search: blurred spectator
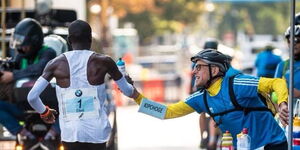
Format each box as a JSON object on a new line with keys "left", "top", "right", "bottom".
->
{"left": 0, "top": 18, "right": 57, "bottom": 139}
{"left": 274, "top": 25, "right": 300, "bottom": 99}
{"left": 255, "top": 45, "right": 282, "bottom": 77}
{"left": 204, "top": 38, "right": 218, "bottom": 49}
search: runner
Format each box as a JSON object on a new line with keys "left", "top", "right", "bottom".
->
{"left": 27, "top": 20, "right": 134, "bottom": 150}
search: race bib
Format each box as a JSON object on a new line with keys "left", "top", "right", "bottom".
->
{"left": 61, "top": 88, "right": 100, "bottom": 121}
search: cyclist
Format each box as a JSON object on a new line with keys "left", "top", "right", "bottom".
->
{"left": 131, "top": 49, "right": 288, "bottom": 150}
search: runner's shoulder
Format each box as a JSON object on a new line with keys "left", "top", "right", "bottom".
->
{"left": 46, "top": 54, "right": 67, "bottom": 69}
{"left": 91, "top": 53, "right": 115, "bottom": 64}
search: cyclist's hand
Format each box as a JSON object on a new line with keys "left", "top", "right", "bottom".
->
{"left": 278, "top": 102, "right": 289, "bottom": 126}
{"left": 40, "top": 106, "right": 57, "bottom": 124}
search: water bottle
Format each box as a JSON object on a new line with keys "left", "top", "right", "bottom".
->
{"left": 237, "top": 132, "right": 243, "bottom": 149}
{"left": 237, "top": 128, "right": 251, "bottom": 150}
{"left": 221, "top": 130, "right": 234, "bottom": 150}
{"left": 293, "top": 117, "right": 300, "bottom": 150}
{"left": 116, "top": 58, "right": 127, "bottom": 76}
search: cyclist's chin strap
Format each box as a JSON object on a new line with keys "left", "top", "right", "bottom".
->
{"left": 197, "top": 65, "right": 225, "bottom": 92}
{"left": 203, "top": 64, "right": 224, "bottom": 89}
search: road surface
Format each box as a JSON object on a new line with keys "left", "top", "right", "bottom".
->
{"left": 117, "top": 105, "right": 201, "bottom": 150}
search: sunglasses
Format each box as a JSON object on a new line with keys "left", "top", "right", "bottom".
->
{"left": 194, "top": 64, "right": 209, "bottom": 71}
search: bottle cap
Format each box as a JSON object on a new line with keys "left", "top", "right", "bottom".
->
{"left": 223, "top": 131, "right": 232, "bottom": 137}
{"left": 242, "top": 128, "right": 248, "bottom": 134}
{"left": 116, "top": 58, "right": 125, "bottom": 65}
{"left": 222, "top": 131, "right": 233, "bottom": 141}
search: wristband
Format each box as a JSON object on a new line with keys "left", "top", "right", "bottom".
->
{"left": 40, "top": 106, "right": 50, "bottom": 118}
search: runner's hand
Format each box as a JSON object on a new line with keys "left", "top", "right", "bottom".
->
{"left": 40, "top": 106, "right": 57, "bottom": 124}
{"left": 129, "top": 88, "right": 140, "bottom": 99}
{"left": 278, "top": 102, "right": 289, "bottom": 126}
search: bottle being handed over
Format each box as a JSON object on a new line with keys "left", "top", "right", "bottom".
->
{"left": 116, "top": 58, "right": 128, "bottom": 76}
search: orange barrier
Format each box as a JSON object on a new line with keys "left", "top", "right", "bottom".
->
{"left": 142, "top": 79, "right": 164, "bottom": 102}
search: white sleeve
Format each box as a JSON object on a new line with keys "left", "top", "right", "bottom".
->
{"left": 115, "top": 76, "right": 134, "bottom": 97}
{"left": 27, "top": 77, "right": 49, "bottom": 113}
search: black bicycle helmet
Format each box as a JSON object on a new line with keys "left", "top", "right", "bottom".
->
{"left": 203, "top": 38, "right": 218, "bottom": 49}
{"left": 10, "top": 18, "right": 44, "bottom": 56}
{"left": 191, "top": 49, "right": 230, "bottom": 73}
{"left": 284, "top": 25, "right": 300, "bottom": 40}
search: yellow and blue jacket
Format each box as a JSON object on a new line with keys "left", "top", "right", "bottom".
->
{"left": 134, "top": 74, "right": 287, "bottom": 149}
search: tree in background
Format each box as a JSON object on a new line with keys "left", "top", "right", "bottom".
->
{"left": 214, "top": 2, "right": 300, "bottom": 45}
{"left": 113, "top": 0, "right": 205, "bottom": 45}
{"left": 111, "top": 0, "right": 299, "bottom": 46}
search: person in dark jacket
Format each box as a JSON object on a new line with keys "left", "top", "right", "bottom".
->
{"left": 0, "top": 18, "right": 56, "bottom": 139}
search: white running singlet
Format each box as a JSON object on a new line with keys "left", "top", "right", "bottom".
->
{"left": 56, "top": 50, "right": 111, "bottom": 143}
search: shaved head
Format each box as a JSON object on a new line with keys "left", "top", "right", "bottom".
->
{"left": 68, "top": 20, "right": 92, "bottom": 44}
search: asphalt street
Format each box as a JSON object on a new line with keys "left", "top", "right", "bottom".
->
{"left": 117, "top": 105, "right": 201, "bottom": 150}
